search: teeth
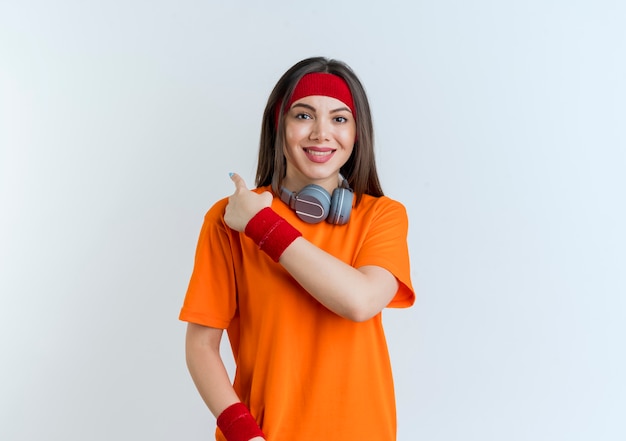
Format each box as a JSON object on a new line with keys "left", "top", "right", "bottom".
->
{"left": 306, "top": 149, "right": 333, "bottom": 156}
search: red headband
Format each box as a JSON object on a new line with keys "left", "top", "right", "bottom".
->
{"left": 276, "top": 73, "right": 356, "bottom": 126}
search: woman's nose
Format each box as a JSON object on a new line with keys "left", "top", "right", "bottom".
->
{"left": 309, "top": 118, "right": 331, "bottom": 141}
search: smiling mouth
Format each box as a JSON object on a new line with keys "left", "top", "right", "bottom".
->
{"left": 304, "top": 148, "right": 335, "bottom": 156}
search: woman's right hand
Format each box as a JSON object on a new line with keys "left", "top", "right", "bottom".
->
{"left": 224, "top": 173, "right": 273, "bottom": 232}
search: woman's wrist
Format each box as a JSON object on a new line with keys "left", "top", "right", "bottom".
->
{"left": 244, "top": 207, "right": 302, "bottom": 262}
{"left": 217, "top": 402, "right": 265, "bottom": 441}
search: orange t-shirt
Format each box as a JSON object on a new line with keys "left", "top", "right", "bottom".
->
{"left": 180, "top": 188, "right": 415, "bottom": 441}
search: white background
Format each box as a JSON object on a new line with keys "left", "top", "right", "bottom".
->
{"left": 1, "top": 1, "right": 625, "bottom": 440}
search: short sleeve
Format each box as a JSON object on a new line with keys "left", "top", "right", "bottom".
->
{"left": 179, "top": 199, "right": 239, "bottom": 328}
{"left": 354, "top": 198, "right": 415, "bottom": 308}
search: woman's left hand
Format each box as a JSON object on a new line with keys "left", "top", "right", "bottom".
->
{"left": 224, "top": 173, "right": 273, "bottom": 232}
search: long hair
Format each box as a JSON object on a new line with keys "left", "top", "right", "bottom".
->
{"left": 255, "top": 57, "right": 383, "bottom": 204}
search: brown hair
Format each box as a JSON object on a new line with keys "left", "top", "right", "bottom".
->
{"left": 255, "top": 57, "right": 383, "bottom": 204}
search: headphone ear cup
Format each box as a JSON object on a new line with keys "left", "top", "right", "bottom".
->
{"left": 328, "top": 188, "right": 353, "bottom": 225}
{"left": 294, "top": 185, "right": 331, "bottom": 223}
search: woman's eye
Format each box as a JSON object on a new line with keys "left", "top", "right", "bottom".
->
{"left": 295, "top": 113, "right": 312, "bottom": 120}
{"left": 334, "top": 116, "right": 348, "bottom": 123}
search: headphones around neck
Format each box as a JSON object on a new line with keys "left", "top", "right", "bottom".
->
{"left": 280, "top": 176, "right": 353, "bottom": 225}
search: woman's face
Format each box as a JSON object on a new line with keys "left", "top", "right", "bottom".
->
{"left": 282, "top": 95, "right": 356, "bottom": 193}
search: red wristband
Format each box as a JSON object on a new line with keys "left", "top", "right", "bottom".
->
{"left": 245, "top": 207, "right": 302, "bottom": 262}
{"left": 217, "top": 402, "right": 265, "bottom": 441}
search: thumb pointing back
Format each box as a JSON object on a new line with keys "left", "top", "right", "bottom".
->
{"left": 229, "top": 172, "right": 248, "bottom": 192}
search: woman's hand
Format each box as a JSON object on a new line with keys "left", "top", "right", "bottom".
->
{"left": 224, "top": 173, "right": 273, "bottom": 232}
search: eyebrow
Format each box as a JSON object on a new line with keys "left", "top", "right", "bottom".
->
{"left": 291, "top": 103, "right": 352, "bottom": 114}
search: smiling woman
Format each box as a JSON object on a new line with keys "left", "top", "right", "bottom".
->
{"left": 283, "top": 94, "right": 356, "bottom": 191}
{"left": 179, "top": 56, "right": 415, "bottom": 441}
{"left": 259, "top": 58, "right": 383, "bottom": 204}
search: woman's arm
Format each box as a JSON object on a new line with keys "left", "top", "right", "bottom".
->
{"left": 224, "top": 174, "right": 399, "bottom": 322}
{"left": 185, "top": 323, "right": 265, "bottom": 441}
{"left": 185, "top": 323, "right": 241, "bottom": 416}
{"left": 280, "top": 241, "right": 398, "bottom": 321}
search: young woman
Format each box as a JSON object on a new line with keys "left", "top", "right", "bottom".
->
{"left": 180, "top": 57, "right": 415, "bottom": 441}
